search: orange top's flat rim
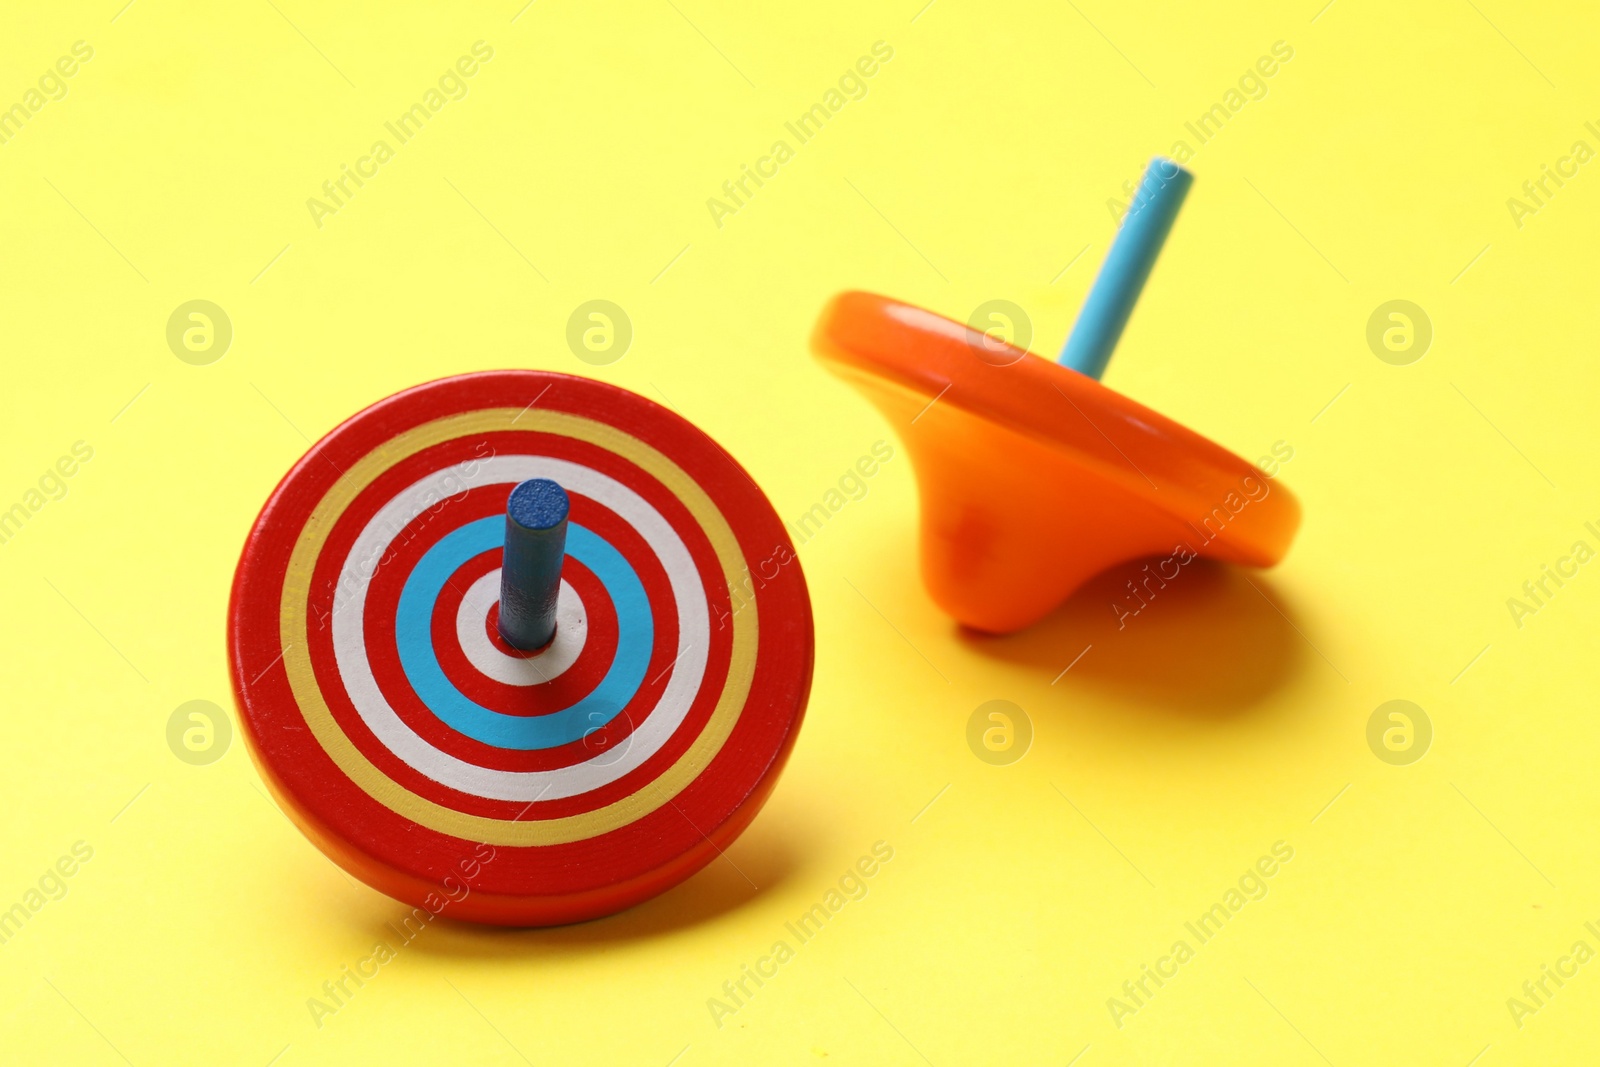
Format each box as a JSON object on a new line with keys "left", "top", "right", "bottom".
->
{"left": 811, "top": 291, "right": 1297, "bottom": 533}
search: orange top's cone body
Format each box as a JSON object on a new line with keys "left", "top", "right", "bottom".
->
{"left": 811, "top": 292, "right": 1301, "bottom": 634}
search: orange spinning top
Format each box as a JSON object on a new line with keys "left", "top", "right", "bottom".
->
{"left": 810, "top": 160, "right": 1299, "bottom": 634}
{"left": 810, "top": 293, "right": 1300, "bottom": 633}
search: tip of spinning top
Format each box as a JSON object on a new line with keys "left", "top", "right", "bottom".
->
{"left": 810, "top": 291, "right": 1301, "bottom": 634}
{"left": 507, "top": 477, "right": 571, "bottom": 531}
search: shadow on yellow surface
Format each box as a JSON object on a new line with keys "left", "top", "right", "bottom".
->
{"left": 336, "top": 813, "right": 812, "bottom": 955}
{"left": 961, "top": 558, "right": 1306, "bottom": 717}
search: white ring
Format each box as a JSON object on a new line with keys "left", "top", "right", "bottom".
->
{"left": 330, "top": 455, "right": 709, "bottom": 803}
{"left": 456, "top": 572, "right": 587, "bottom": 686}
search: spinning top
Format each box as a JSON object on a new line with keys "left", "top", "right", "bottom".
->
{"left": 228, "top": 371, "right": 812, "bottom": 925}
{"left": 811, "top": 159, "right": 1300, "bottom": 634}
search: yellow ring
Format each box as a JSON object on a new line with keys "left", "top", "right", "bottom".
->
{"left": 277, "top": 408, "right": 757, "bottom": 847}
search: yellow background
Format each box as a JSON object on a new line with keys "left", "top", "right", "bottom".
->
{"left": 1, "top": 0, "right": 1595, "bottom": 1063}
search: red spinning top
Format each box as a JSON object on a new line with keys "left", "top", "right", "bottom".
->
{"left": 228, "top": 371, "right": 811, "bottom": 925}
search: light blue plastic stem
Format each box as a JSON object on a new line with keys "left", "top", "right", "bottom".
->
{"left": 1058, "top": 158, "right": 1193, "bottom": 379}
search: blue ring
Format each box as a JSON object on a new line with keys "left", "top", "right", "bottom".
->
{"left": 393, "top": 516, "right": 653, "bottom": 750}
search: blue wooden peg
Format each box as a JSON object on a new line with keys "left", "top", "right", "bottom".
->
{"left": 498, "top": 478, "right": 570, "bottom": 651}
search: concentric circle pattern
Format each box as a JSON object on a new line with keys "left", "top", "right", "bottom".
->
{"left": 228, "top": 372, "right": 813, "bottom": 926}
